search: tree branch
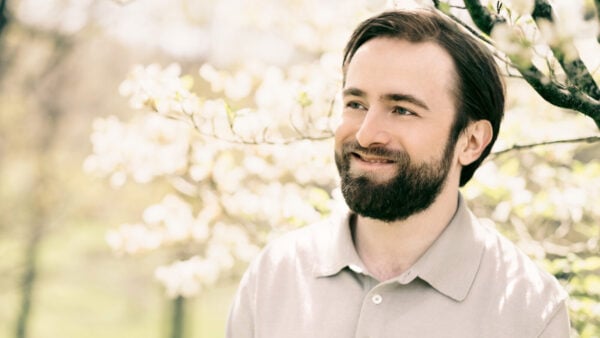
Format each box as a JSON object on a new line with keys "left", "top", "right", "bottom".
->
{"left": 518, "top": 65, "right": 600, "bottom": 128}
{"left": 490, "top": 136, "right": 600, "bottom": 157}
{"left": 182, "top": 112, "right": 334, "bottom": 146}
{"left": 531, "top": 0, "right": 600, "bottom": 100}
{"left": 593, "top": 0, "right": 600, "bottom": 43}
{"left": 438, "top": 0, "right": 600, "bottom": 130}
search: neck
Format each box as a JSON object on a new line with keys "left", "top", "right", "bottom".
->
{"left": 353, "top": 188, "right": 460, "bottom": 282}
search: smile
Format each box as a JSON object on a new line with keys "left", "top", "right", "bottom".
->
{"left": 352, "top": 152, "right": 395, "bottom": 164}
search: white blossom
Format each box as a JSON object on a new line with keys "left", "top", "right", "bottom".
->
{"left": 119, "top": 63, "right": 201, "bottom": 117}
{"left": 16, "top": 0, "right": 92, "bottom": 34}
{"left": 105, "top": 223, "right": 162, "bottom": 255}
{"left": 491, "top": 23, "right": 533, "bottom": 66}
{"left": 154, "top": 257, "right": 221, "bottom": 298}
{"left": 84, "top": 114, "right": 191, "bottom": 184}
{"left": 503, "top": 0, "right": 535, "bottom": 16}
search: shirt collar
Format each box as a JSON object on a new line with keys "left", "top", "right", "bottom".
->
{"left": 312, "top": 194, "right": 486, "bottom": 302}
{"left": 409, "top": 194, "right": 487, "bottom": 301}
{"left": 312, "top": 212, "right": 366, "bottom": 277}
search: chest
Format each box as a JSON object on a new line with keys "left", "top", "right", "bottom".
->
{"left": 252, "top": 270, "right": 525, "bottom": 338}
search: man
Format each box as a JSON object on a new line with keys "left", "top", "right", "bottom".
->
{"left": 227, "top": 9, "right": 570, "bottom": 338}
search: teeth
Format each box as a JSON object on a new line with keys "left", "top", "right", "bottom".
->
{"left": 352, "top": 153, "right": 392, "bottom": 164}
{"left": 362, "top": 157, "right": 391, "bottom": 163}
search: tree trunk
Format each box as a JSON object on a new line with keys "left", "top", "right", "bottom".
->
{"left": 14, "top": 222, "right": 43, "bottom": 338}
{"left": 170, "top": 296, "right": 186, "bottom": 338}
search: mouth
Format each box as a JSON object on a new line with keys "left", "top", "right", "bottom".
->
{"left": 351, "top": 152, "right": 395, "bottom": 165}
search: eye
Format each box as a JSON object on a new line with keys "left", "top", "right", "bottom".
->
{"left": 392, "top": 106, "right": 416, "bottom": 116}
{"left": 345, "top": 101, "right": 367, "bottom": 111}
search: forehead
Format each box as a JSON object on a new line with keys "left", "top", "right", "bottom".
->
{"left": 344, "top": 38, "right": 458, "bottom": 111}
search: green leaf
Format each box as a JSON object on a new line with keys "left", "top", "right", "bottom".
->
{"left": 438, "top": 2, "right": 451, "bottom": 14}
{"left": 297, "top": 91, "right": 313, "bottom": 108}
{"left": 225, "top": 102, "right": 236, "bottom": 126}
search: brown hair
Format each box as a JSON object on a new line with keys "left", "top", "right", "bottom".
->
{"left": 343, "top": 9, "right": 505, "bottom": 186}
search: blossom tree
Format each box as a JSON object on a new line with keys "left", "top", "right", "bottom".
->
{"left": 85, "top": 0, "right": 599, "bottom": 336}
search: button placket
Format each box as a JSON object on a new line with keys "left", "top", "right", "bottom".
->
{"left": 356, "top": 285, "right": 389, "bottom": 338}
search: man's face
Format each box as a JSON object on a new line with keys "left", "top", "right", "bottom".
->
{"left": 335, "top": 37, "right": 460, "bottom": 222}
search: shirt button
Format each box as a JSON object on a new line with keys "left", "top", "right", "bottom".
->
{"left": 372, "top": 294, "right": 383, "bottom": 305}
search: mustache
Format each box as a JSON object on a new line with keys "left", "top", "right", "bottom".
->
{"left": 341, "top": 141, "right": 408, "bottom": 161}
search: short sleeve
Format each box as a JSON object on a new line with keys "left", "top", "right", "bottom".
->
{"left": 537, "top": 300, "right": 571, "bottom": 338}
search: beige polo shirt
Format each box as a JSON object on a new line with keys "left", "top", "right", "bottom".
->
{"left": 227, "top": 195, "right": 570, "bottom": 338}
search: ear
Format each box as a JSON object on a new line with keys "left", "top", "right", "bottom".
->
{"left": 457, "top": 120, "right": 493, "bottom": 166}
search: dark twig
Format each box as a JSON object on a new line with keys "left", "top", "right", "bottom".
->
{"left": 595, "top": 0, "right": 600, "bottom": 43}
{"left": 0, "top": 0, "right": 7, "bottom": 35}
{"left": 490, "top": 136, "right": 600, "bottom": 157}
{"left": 462, "top": 0, "right": 505, "bottom": 34}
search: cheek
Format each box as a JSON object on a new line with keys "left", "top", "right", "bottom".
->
{"left": 333, "top": 132, "right": 344, "bottom": 156}
{"left": 334, "top": 118, "right": 356, "bottom": 147}
{"left": 395, "top": 129, "right": 444, "bottom": 162}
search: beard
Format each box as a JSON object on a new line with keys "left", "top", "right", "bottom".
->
{"left": 334, "top": 140, "right": 454, "bottom": 222}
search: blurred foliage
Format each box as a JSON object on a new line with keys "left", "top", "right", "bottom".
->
{"left": 0, "top": 0, "right": 598, "bottom": 337}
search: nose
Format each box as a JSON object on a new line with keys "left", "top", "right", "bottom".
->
{"left": 355, "top": 108, "right": 391, "bottom": 148}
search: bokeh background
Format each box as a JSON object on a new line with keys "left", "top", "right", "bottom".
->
{"left": 1, "top": 0, "right": 599, "bottom": 337}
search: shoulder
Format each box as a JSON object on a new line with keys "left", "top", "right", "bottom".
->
{"left": 244, "top": 217, "right": 335, "bottom": 278}
{"left": 227, "top": 220, "right": 334, "bottom": 338}
{"left": 476, "top": 221, "right": 569, "bottom": 333}
{"left": 481, "top": 222, "right": 565, "bottom": 295}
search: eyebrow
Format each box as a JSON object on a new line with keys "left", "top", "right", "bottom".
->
{"left": 342, "top": 87, "right": 430, "bottom": 111}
